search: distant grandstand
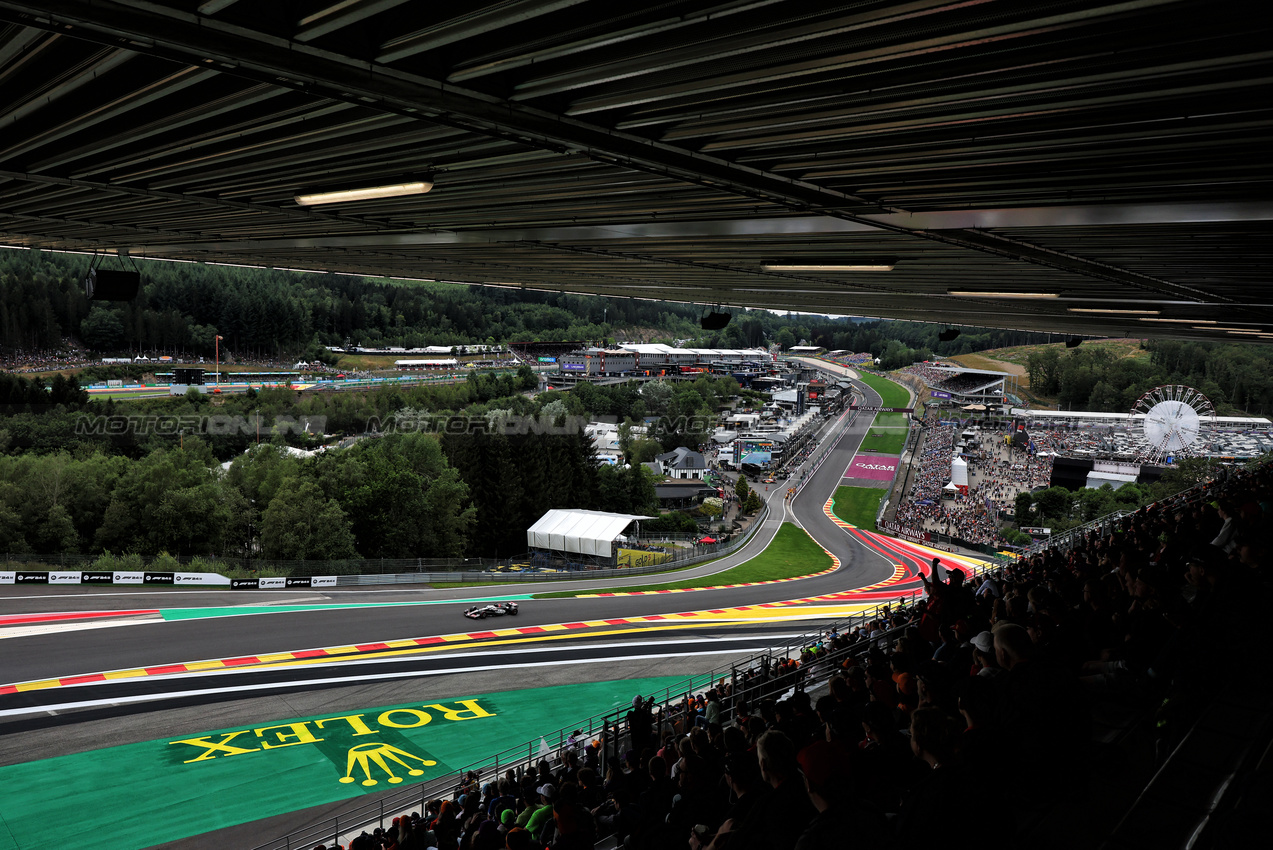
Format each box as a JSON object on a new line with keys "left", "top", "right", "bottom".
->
{"left": 903, "top": 362, "right": 1010, "bottom": 406}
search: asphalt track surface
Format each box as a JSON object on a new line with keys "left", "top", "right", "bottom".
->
{"left": 0, "top": 364, "right": 980, "bottom": 848}
{"left": 0, "top": 367, "right": 964, "bottom": 706}
{"left": 0, "top": 366, "right": 987, "bottom": 846}
{"left": 0, "top": 371, "right": 906, "bottom": 678}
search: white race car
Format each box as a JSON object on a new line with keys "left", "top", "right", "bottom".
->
{"left": 464, "top": 601, "right": 519, "bottom": 619}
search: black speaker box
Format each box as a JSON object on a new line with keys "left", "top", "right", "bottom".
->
{"left": 701, "top": 311, "right": 731, "bottom": 330}
{"left": 85, "top": 268, "right": 140, "bottom": 301}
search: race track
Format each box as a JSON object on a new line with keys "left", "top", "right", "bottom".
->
{"left": 0, "top": 366, "right": 989, "bottom": 850}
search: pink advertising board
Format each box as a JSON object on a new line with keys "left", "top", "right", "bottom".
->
{"left": 847, "top": 455, "right": 897, "bottom": 481}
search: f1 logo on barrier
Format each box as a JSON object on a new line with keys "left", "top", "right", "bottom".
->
{"left": 232, "top": 576, "right": 336, "bottom": 589}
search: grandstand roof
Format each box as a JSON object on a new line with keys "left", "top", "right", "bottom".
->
{"left": 929, "top": 365, "right": 1012, "bottom": 377}
{"left": 526, "top": 509, "right": 652, "bottom": 557}
{"left": 0, "top": 3, "right": 1268, "bottom": 344}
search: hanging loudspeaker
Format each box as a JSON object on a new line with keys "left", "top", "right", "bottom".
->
{"left": 85, "top": 268, "right": 140, "bottom": 301}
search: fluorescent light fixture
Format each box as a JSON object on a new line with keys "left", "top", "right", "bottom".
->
{"left": 208, "top": 262, "right": 266, "bottom": 269}
{"left": 762, "top": 263, "right": 893, "bottom": 272}
{"left": 1225, "top": 329, "right": 1273, "bottom": 336}
{"left": 295, "top": 178, "right": 432, "bottom": 206}
{"left": 948, "top": 291, "right": 1059, "bottom": 299}
{"left": 1067, "top": 308, "right": 1160, "bottom": 315}
{"left": 1138, "top": 317, "right": 1216, "bottom": 324}
{"left": 274, "top": 267, "right": 330, "bottom": 274}
{"left": 0, "top": 244, "right": 31, "bottom": 250}
{"left": 144, "top": 256, "right": 197, "bottom": 264}
{"left": 391, "top": 276, "right": 436, "bottom": 282}
{"left": 1211, "top": 326, "right": 1267, "bottom": 332}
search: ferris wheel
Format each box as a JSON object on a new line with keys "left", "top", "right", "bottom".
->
{"left": 1129, "top": 385, "right": 1215, "bottom": 464}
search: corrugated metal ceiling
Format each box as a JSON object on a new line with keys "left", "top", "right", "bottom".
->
{"left": 0, "top": 0, "right": 1269, "bottom": 342}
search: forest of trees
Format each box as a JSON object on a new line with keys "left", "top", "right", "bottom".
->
{"left": 3, "top": 245, "right": 1271, "bottom": 560}
{"left": 0, "top": 367, "right": 741, "bottom": 559}
{"left": 0, "top": 249, "right": 710, "bottom": 356}
{"left": 1025, "top": 341, "right": 1273, "bottom": 414}
{"left": 1, "top": 247, "right": 1057, "bottom": 360}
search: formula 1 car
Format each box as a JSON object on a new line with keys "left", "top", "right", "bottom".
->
{"left": 464, "top": 601, "right": 519, "bottom": 619}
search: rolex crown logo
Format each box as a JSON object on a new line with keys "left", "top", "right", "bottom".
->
{"left": 339, "top": 742, "right": 436, "bottom": 786}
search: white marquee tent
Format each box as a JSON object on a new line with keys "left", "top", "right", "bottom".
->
{"left": 526, "top": 509, "right": 654, "bottom": 557}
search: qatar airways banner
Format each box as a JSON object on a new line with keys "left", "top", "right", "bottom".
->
{"left": 847, "top": 454, "right": 898, "bottom": 481}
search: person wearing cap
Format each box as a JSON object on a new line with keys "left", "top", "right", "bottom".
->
{"left": 1211, "top": 500, "right": 1239, "bottom": 553}
{"left": 627, "top": 694, "right": 654, "bottom": 755}
{"left": 524, "top": 782, "right": 556, "bottom": 843}
{"left": 970, "top": 630, "right": 1004, "bottom": 679}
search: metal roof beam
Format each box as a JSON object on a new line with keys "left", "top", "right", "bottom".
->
{"left": 0, "top": 0, "right": 1244, "bottom": 309}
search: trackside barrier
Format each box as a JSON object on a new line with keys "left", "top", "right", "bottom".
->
{"left": 334, "top": 502, "right": 772, "bottom": 587}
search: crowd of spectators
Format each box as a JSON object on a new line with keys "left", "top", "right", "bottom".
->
{"left": 311, "top": 460, "right": 1267, "bottom": 850}
{"left": 896, "top": 362, "right": 1002, "bottom": 399}
{"left": 0, "top": 342, "right": 344, "bottom": 375}
{"left": 886, "top": 411, "right": 1179, "bottom": 547}
{"left": 0, "top": 345, "right": 96, "bottom": 373}
{"left": 927, "top": 372, "right": 1000, "bottom": 396}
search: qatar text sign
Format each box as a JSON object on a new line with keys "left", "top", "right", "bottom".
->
{"left": 847, "top": 455, "right": 897, "bottom": 481}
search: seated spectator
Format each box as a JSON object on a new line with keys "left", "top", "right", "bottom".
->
{"left": 504, "top": 826, "right": 531, "bottom": 850}
{"left": 795, "top": 732, "right": 888, "bottom": 850}
{"left": 550, "top": 781, "right": 595, "bottom": 850}
{"left": 897, "top": 706, "right": 987, "bottom": 850}
{"left": 993, "top": 622, "right": 1090, "bottom": 798}
{"left": 970, "top": 630, "right": 1004, "bottom": 678}
{"left": 754, "top": 730, "right": 817, "bottom": 850}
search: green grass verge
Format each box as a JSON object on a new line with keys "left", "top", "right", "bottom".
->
{"left": 856, "top": 371, "right": 911, "bottom": 408}
{"left": 532, "top": 522, "right": 831, "bottom": 598}
{"left": 862, "top": 429, "right": 907, "bottom": 454}
{"left": 832, "top": 486, "right": 884, "bottom": 531}
{"left": 873, "top": 412, "right": 908, "bottom": 428}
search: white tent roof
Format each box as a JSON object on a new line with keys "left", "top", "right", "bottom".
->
{"left": 526, "top": 509, "right": 654, "bottom": 557}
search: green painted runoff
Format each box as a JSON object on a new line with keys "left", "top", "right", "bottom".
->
{"left": 0, "top": 676, "right": 701, "bottom": 850}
